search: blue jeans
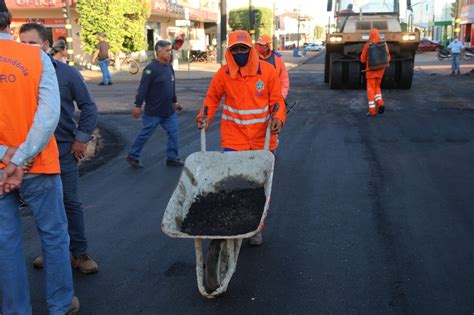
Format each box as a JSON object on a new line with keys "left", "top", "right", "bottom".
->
{"left": 60, "top": 152, "right": 87, "bottom": 256}
{"left": 98, "top": 59, "right": 112, "bottom": 84}
{"left": 129, "top": 113, "right": 179, "bottom": 160}
{"left": 451, "top": 53, "right": 461, "bottom": 72}
{"left": 0, "top": 175, "right": 74, "bottom": 315}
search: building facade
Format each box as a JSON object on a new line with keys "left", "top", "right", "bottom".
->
{"left": 6, "top": 0, "right": 218, "bottom": 65}
{"left": 460, "top": 0, "right": 474, "bottom": 44}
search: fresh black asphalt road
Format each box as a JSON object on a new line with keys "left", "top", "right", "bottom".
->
{"left": 20, "top": 53, "right": 474, "bottom": 314}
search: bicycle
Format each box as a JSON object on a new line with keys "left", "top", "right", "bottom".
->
{"left": 109, "top": 53, "right": 140, "bottom": 75}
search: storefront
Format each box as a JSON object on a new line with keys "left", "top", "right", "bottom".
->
{"left": 7, "top": 0, "right": 66, "bottom": 41}
{"left": 7, "top": 0, "right": 217, "bottom": 65}
{"left": 150, "top": 0, "right": 217, "bottom": 56}
{"left": 460, "top": 0, "right": 474, "bottom": 45}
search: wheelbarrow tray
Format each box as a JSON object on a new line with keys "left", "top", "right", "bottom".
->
{"left": 161, "top": 150, "right": 274, "bottom": 239}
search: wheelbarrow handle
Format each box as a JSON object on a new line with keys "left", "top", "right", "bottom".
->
{"left": 201, "top": 106, "right": 208, "bottom": 152}
{"left": 264, "top": 103, "right": 280, "bottom": 150}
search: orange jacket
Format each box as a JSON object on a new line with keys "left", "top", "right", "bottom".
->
{"left": 256, "top": 35, "right": 290, "bottom": 99}
{"left": 260, "top": 51, "right": 290, "bottom": 99}
{"left": 360, "top": 28, "right": 391, "bottom": 79}
{"left": 0, "top": 40, "right": 60, "bottom": 174}
{"left": 197, "top": 31, "right": 286, "bottom": 151}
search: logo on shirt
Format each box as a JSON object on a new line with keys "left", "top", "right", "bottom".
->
{"left": 0, "top": 74, "right": 17, "bottom": 83}
{"left": 144, "top": 69, "right": 152, "bottom": 75}
{"left": 255, "top": 79, "right": 264, "bottom": 96}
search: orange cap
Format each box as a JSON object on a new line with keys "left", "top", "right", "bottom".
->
{"left": 256, "top": 34, "right": 272, "bottom": 45}
{"left": 228, "top": 30, "right": 253, "bottom": 48}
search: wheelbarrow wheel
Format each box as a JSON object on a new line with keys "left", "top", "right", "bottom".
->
{"left": 205, "top": 239, "right": 229, "bottom": 292}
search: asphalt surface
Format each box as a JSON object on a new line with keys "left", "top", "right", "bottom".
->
{"left": 19, "top": 53, "right": 474, "bottom": 314}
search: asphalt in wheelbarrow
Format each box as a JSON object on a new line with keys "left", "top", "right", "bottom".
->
{"left": 181, "top": 187, "right": 266, "bottom": 236}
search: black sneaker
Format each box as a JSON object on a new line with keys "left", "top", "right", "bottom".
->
{"left": 108, "top": 82, "right": 113, "bottom": 85}
{"left": 126, "top": 156, "right": 144, "bottom": 168}
{"left": 166, "top": 158, "right": 184, "bottom": 167}
{"left": 378, "top": 106, "right": 385, "bottom": 114}
{"left": 98, "top": 82, "right": 107, "bottom": 86}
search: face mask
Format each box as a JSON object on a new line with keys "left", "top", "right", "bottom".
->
{"left": 256, "top": 45, "right": 268, "bottom": 55}
{"left": 233, "top": 52, "right": 249, "bottom": 67}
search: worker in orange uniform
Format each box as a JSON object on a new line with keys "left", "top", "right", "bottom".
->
{"left": 196, "top": 30, "right": 286, "bottom": 246}
{"left": 360, "top": 28, "right": 391, "bottom": 117}
{"left": 255, "top": 34, "right": 290, "bottom": 100}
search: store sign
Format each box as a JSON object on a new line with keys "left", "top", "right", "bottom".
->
{"left": 12, "top": 18, "right": 65, "bottom": 25}
{"left": 6, "top": 0, "right": 62, "bottom": 9}
{"left": 152, "top": 0, "right": 185, "bottom": 16}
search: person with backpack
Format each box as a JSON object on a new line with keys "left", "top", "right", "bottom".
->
{"left": 360, "top": 28, "right": 391, "bottom": 117}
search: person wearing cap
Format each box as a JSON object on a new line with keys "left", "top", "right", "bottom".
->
{"left": 50, "top": 38, "right": 67, "bottom": 63}
{"left": 196, "top": 30, "right": 286, "bottom": 246}
{"left": 93, "top": 32, "right": 113, "bottom": 86}
{"left": 255, "top": 34, "right": 290, "bottom": 101}
{"left": 0, "top": 2, "right": 79, "bottom": 314}
{"left": 19, "top": 22, "right": 99, "bottom": 275}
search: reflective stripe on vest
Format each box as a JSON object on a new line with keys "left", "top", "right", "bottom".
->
{"left": 223, "top": 104, "right": 269, "bottom": 115}
{"left": 222, "top": 114, "right": 270, "bottom": 125}
{"left": 222, "top": 104, "right": 270, "bottom": 125}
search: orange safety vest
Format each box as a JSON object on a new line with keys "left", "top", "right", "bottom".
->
{"left": 0, "top": 40, "right": 60, "bottom": 174}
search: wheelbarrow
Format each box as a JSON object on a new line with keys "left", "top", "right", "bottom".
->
{"left": 161, "top": 106, "right": 278, "bottom": 298}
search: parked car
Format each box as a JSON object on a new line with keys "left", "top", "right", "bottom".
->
{"left": 284, "top": 42, "right": 296, "bottom": 50}
{"left": 306, "top": 43, "right": 323, "bottom": 51}
{"left": 418, "top": 39, "right": 443, "bottom": 52}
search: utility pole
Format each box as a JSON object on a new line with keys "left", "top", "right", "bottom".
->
{"left": 62, "top": 0, "right": 74, "bottom": 66}
{"left": 217, "top": 0, "right": 227, "bottom": 64}
{"left": 249, "top": 0, "right": 255, "bottom": 41}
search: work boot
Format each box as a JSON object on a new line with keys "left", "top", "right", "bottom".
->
{"left": 72, "top": 254, "right": 99, "bottom": 274}
{"left": 126, "top": 156, "right": 144, "bottom": 168}
{"left": 33, "top": 255, "right": 44, "bottom": 269}
{"left": 66, "top": 296, "right": 80, "bottom": 315}
{"left": 166, "top": 158, "right": 184, "bottom": 167}
{"left": 378, "top": 105, "right": 385, "bottom": 114}
{"left": 248, "top": 231, "right": 263, "bottom": 246}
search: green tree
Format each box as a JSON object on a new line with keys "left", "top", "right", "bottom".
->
{"left": 76, "top": 0, "right": 125, "bottom": 54}
{"left": 122, "top": 0, "right": 151, "bottom": 53}
{"left": 76, "top": 0, "right": 150, "bottom": 54}
{"left": 229, "top": 7, "right": 273, "bottom": 39}
{"left": 314, "top": 25, "right": 325, "bottom": 40}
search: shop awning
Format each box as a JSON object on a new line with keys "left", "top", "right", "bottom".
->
{"left": 434, "top": 21, "right": 452, "bottom": 26}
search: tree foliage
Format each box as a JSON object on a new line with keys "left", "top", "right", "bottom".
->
{"left": 228, "top": 7, "right": 273, "bottom": 39}
{"left": 76, "top": 0, "right": 150, "bottom": 54}
{"left": 122, "top": 0, "right": 151, "bottom": 53}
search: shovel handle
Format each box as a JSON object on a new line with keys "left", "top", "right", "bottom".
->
{"left": 264, "top": 104, "right": 280, "bottom": 150}
{"left": 201, "top": 106, "right": 208, "bottom": 152}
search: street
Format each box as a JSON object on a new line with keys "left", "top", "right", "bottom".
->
{"left": 22, "top": 52, "right": 474, "bottom": 314}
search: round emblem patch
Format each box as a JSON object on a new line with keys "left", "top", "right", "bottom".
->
{"left": 256, "top": 79, "right": 264, "bottom": 91}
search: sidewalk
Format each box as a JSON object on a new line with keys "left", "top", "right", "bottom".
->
{"left": 80, "top": 50, "right": 321, "bottom": 82}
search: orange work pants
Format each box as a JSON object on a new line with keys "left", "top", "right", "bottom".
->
{"left": 366, "top": 77, "right": 384, "bottom": 115}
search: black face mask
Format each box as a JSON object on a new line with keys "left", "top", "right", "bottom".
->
{"left": 233, "top": 52, "right": 250, "bottom": 67}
